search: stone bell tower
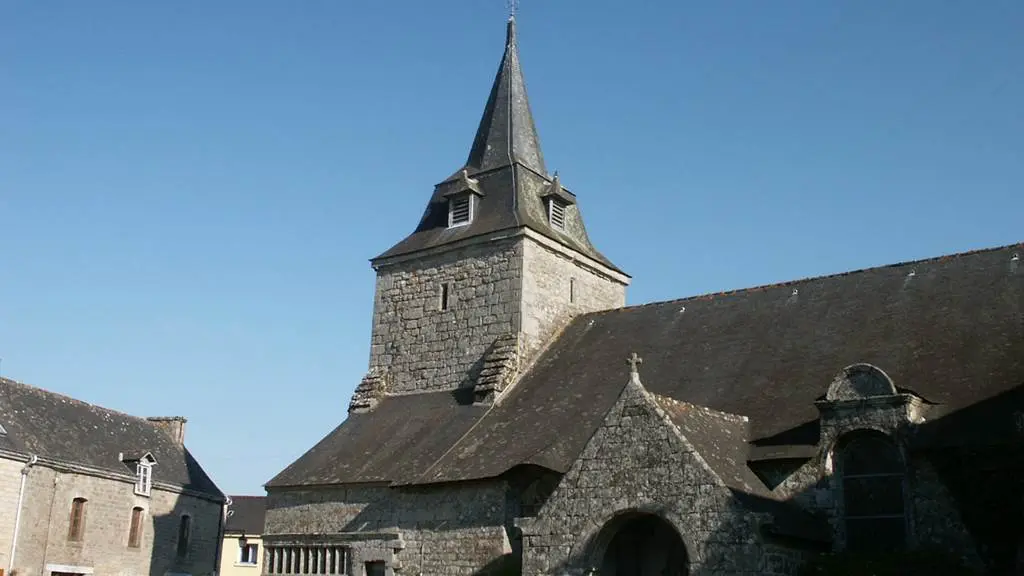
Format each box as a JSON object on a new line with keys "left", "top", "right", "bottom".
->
{"left": 350, "top": 17, "right": 629, "bottom": 411}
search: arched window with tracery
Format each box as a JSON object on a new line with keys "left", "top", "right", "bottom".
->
{"left": 838, "top": 433, "right": 907, "bottom": 552}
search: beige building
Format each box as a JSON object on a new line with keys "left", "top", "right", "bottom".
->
{"left": 0, "top": 376, "right": 225, "bottom": 576}
{"left": 219, "top": 496, "right": 265, "bottom": 576}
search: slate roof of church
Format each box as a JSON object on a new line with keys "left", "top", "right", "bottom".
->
{"left": 0, "top": 376, "right": 223, "bottom": 499}
{"left": 371, "top": 18, "right": 622, "bottom": 274}
{"left": 269, "top": 242, "right": 1024, "bottom": 490}
{"left": 225, "top": 495, "right": 267, "bottom": 534}
{"left": 267, "top": 16, "right": 1022, "bottom": 538}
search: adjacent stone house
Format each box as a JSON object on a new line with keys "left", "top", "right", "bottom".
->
{"left": 0, "top": 376, "right": 225, "bottom": 576}
{"left": 263, "top": 16, "right": 1024, "bottom": 576}
{"left": 221, "top": 496, "right": 266, "bottom": 576}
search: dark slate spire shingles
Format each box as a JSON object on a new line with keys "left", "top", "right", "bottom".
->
{"left": 464, "top": 17, "right": 546, "bottom": 176}
{"left": 0, "top": 377, "right": 222, "bottom": 499}
{"left": 372, "top": 18, "right": 623, "bottom": 273}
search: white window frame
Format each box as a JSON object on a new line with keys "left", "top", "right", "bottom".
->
{"left": 135, "top": 460, "right": 153, "bottom": 497}
{"left": 238, "top": 542, "right": 260, "bottom": 565}
{"left": 547, "top": 198, "right": 567, "bottom": 230}
{"left": 448, "top": 194, "right": 473, "bottom": 228}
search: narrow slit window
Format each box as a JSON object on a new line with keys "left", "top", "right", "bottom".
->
{"left": 548, "top": 198, "right": 567, "bottom": 230}
{"left": 68, "top": 497, "right": 87, "bottom": 541}
{"left": 128, "top": 507, "right": 144, "bottom": 548}
{"left": 448, "top": 195, "right": 472, "bottom": 227}
{"left": 439, "top": 283, "right": 450, "bottom": 311}
{"left": 177, "top": 514, "right": 191, "bottom": 557}
{"left": 569, "top": 278, "right": 576, "bottom": 303}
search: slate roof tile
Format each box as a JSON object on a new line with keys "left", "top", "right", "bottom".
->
{"left": 0, "top": 377, "right": 222, "bottom": 499}
{"left": 271, "top": 242, "right": 1024, "bottom": 497}
{"left": 226, "top": 495, "right": 266, "bottom": 534}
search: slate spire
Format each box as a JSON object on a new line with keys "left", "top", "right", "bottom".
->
{"left": 373, "top": 15, "right": 625, "bottom": 276}
{"left": 464, "top": 16, "right": 547, "bottom": 176}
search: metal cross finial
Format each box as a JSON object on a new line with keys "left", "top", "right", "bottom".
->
{"left": 507, "top": 0, "right": 519, "bottom": 19}
{"left": 627, "top": 352, "right": 643, "bottom": 375}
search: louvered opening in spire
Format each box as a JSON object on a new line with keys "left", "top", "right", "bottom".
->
{"left": 465, "top": 17, "right": 547, "bottom": 176}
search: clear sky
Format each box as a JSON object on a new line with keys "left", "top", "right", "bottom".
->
{"left": 1, "top": 1, "right": 1021, "bottom": 496}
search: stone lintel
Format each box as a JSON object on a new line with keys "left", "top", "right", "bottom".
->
{"left": 814, "top": 392, "right": 924, "bottom": 415}
{"left": 264, "top": 531, "right": 405, "bottom": 548}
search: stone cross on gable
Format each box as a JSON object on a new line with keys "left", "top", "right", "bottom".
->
{"left": 627, "top": 352, "right": 643, "bottom": 376}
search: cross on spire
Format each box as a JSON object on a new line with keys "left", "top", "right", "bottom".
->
{"left": 627, "top": 352, "right": 643, "bottom": 376}
{"left": 507, "top": 0, "right": 519, "bottom": 19}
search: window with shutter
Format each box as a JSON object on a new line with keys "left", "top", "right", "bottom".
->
{"left": 548, "top": 198, "right": 567, "bottom": 230}
{"left": 448, "top": 195, "right": 472, "bottom": 227}
{"left": 68, "top": 498, "right": 87, "bottom": 541}
{"left": 128, "top": 507, "right": 144, "bottom": 548}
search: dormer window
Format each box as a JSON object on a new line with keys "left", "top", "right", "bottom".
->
{"left": 541, "top": 173, "right": 575, "bottom": 232}
{"left": 122, "top": 452, "right": 157, "bottom": 497}
{"left": 135, "top": 460, "right": 153, "bottom": 496}
{"left": 444, "top": 169, "right": 483, "bottom": 229}
{"left": 548, "top": 198, "right": 567, "bottom": 230}
{"left": 448, "top": 194, "right": 473, "bottom": 228}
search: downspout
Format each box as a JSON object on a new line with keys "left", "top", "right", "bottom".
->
{"left": 9, "top": 454, "right": 38, "bottom": 574}
{"left": 213, "top": 498, "right": 228, "bottom": 576}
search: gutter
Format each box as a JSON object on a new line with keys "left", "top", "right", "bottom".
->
{"left": 9, "top": 454, "right": 38, "bottom": 573}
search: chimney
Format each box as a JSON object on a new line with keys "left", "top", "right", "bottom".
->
{"left": 147, "top": 416, "right": 187, "bottom": 445}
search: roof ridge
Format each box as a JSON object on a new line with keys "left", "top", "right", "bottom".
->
{"left": 651, "top": 393, "right": 749, "bottom": 423}
{"left": 604, "top": 241, "right": 1023, "bottom": 315}
{"left": 0, "top": 376, "right": 169, "bottom": 430}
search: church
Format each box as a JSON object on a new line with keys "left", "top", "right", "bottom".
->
{"left": 262, "top": 16, "right": 1024, "bottom": 576}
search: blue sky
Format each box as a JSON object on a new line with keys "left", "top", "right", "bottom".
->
{"left": 1, "top": 1, "right": 1021, "bottom": 495}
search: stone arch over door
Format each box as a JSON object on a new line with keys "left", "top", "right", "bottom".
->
{"left": 575, "top": 508, "right": 691, "bottom": 576}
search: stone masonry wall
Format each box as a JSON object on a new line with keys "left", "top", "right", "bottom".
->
{"left": 520, "top": 236, "right": 626, "bottom": 360}
{"left": 3, "top": 460, "right": 221, "bottom": 576}
{"left": 520, "top": 378, "right": 779, "bottom": 576}
{"left": 265, "top": 480, "right": 513, "bottom": 576}
{"left": 369, "top": 238, "right": 523, "bottom": 394}
{"left": 769, "top": 381, "right": 985, "bottom": 570}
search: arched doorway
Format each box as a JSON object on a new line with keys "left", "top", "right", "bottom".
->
{"left": 591, "top": 512, "right": 688, "bottom": 576}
